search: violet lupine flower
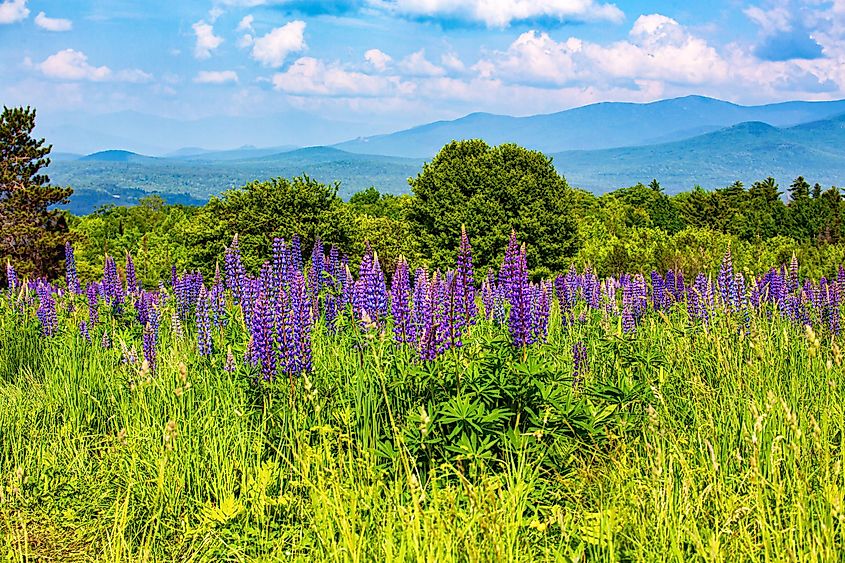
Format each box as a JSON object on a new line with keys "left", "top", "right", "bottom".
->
{"left": 103, "top": 255, "right": 125, "bottom": 312}
{"left": 291, "top": 235, "right": 303, "bottom": 273}
{"left": 555, "top": 273, "right": 575, "bottom": 326}
{"left": 6, "top": 262, "right": 18, "bottom": 290}
{"left": 506, "top": 243, "right": 533, "bottom": 349}
{"left": 171, "top": 308, "right": 184, "bottom": 340}
{"left": 828, "top": 281, "right": 841, "bottom": 335}
{"left": 125, "top": 252, "right": 138, "bottom": 294}
{"left": 572, "top": 341, "right": 588, "bottom": 387}
{"left": 455, "top": 225, "right": 478, "bottom": 326}
{"left": 441, "top": 271, "right": 465, "bottom": 350}
{"left": 650, "top": 271, "right": 665, "bottom": 311}
{"left": 36, "top": 285, "right": 58, "bottom": 337}
{"left": 499, "top": 230, "right": 521, "bottom": 304}
{"left": 323, "top": 246, "right": 344, "bottom": 331}
{"left": 225, "top": 235, "right": 245, "bottom": 304}
{"left": 65, "top": 242, "right": 81, "bottom": 294}
{"left": 251, "top": 292, "right": 276, "bottom": 380}
{"left": 531, "top": 281, "right": 551, "bottom": 343}
{"left": 418, "top": 271, "right": 441, "bottom": 361}
{"left": 79, "top": 320, "right": 91, "bottom": 342}
{"left": 197, "top": 284, "right": 213, "bottom": 356}
{"left": 87, "top": 283, "right": 99, "bottom": 327}
{"left": 390, "top": 257, "right": 414, "bottom": 343}
{"left": 101, "top": 330, "right": 111, "bottom": 349}
{"left": 621, "top": 281, "right": 636, "bottom": 334}
{"left": 224, "top": 346, "right": 237, "bottom": 374}
{"left": 837, "top": 265, "right": 845, "bottom": 297}
{"left": 289, "top": 269, "right": 312, "bottom": 376}
{"left": 717, "top": 248, "right": 737, "bottom": 311}
{"left": 142, "top": 322, "right": 157, "bottom": 373}
{"left": 210, "top": 263, "right": 227, "bottom": 328}
{"left": 412, "top": 267, "right": 431, "bottom": 339}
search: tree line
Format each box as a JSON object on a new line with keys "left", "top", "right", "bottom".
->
{"left": 3, "top": 105, "right": 845, "bottom": 286}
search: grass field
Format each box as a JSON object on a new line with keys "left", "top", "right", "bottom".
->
{"left": 1, "top": 241, "right": 843, "bottom": 562}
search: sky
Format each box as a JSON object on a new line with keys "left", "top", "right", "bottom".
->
{"left": 2, "top": 0, "right": 845, "bottom": 150}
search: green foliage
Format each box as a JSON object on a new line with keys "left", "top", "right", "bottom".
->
{"left": 183, "top": 175, "right": 357, "bottom": 274}
{"left": 408, "top": 140, "right": 581, "bottom": 276}
{"left": 69, "top": 196, "right": 198, "bottom": 286}
{"left": 0, "top": 106, "right": 72, "bottom": 282}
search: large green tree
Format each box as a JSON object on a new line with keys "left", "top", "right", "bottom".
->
{"left": 407, "top": 140, "right": 580, "bottom": 276}
{"left": 0, "top": 106, "right": 72, "bottom": 282}
{"left": 183, "top": 175, "right": 357, "bottom": 274}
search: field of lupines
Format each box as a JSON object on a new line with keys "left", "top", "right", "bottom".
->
{"left": 1, "top": 228, "right": 845, "bottom": 562}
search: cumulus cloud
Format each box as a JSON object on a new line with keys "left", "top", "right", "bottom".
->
{"left": 375, "top": 0, "right": 624, "bottom": 27}
{"left": 364, "top": 48, "right": 392, "bottom": 71}
{"left": 237, "top": 14, "right": 254, "bottom": 32}
{"left": 744, "top": 1, "right": 826, "bottom": 61}
{"left": 399, "top": 49, "right": 444, "bottom": 77}
{"left": 272, "top": 56, "right": 411, "bottom": 96}
{"left": 38, "top": 49, "right": 151, "bottom": 82}
{"left": 482, "top": 15, "right": 729, "bottom": 88}
{"left": 0, "top": 0, "right": 28, "bottom": 24}
{"left": 195, "top": 70, "right": 239, "bottom": 84}
{"left": 193, "top": 20, "right": 223, "bottom": 59}
{"left": 251, "top": 20, "right": 306, "bottom": 67}
{"left": 34, "top": 11, "right": 71, "bottom": 31}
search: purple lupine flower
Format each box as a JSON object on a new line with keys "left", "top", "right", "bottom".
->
{"left": 650, "top": 271, "right": 664, "bottom": 311}
{"left": 441, "top": 271, "right": 465, "bottom": 350}
{"left": 418, "top": 271, "right": 441, "bottom": 361}
{"left": 837, "top": 265, "right": 845, "bottom": 297}
{"left": 125, "top": 251, "right": 138, "bottom": 294}
{"left": 455, "top": 225, "right": 478, "bottom": 326}
{"left": 5, "top": 262, "right": 18, "bottom": 290}
{"left": 103, "top": 255, "right": 125, "bottom": 312}
{"left": 87, "top": 283, "right": 99, "bottom": 327}
{"left": 36, "top": 284, "right": 58, "bottom": 337}
{"left": 412, "top": 267, "right": 431, "bottom": 340}
{"left": 572, "top": 341, "right": 588, "bottom": 387}
{"left": 621, "top": 280, "right": 636, "bottom": 333}
{"left": 65, "top": 242, "right": 81, "bottom": 294}
{"left": 251, "top": 291, "right": 275, "bottom": 380}
{"left": 290, "top": 269, "right": 312, "bottom": 375}
{"left": 224, "top": 346, "right": 236, "bottom": 374}
{"left": 101, "top": 330, "right": 111, "bottom": 349}
{"left": 225, "top": 234, "right": 245, "bottom": 304}
{"left": 717, "top": 248, "right": 737, "bottom": 311}
{"left": 142, "top": 322, "right": 157, "bottom": 373}
{"left": 79, "top": 320, "right": 91, "bottom": 342}
{"left": 507, "top": 242, "right": 532, "bottom": 349}
{"left": 308, "top": 237, "right": 325, "bottom": 319}
{"left": 828, "top": 281, "right": 841, "bottom": 335}
{"left": 171, "top": 307, "right": 184, "bottom": 340}
{"left": 531, "top": 281, "right": 551, "bottom": 343}
{"left": 197, "top": 284, "right": 213, "bottom": 356}
{"left": 390, "top": 257, "right": 414, "bottom": 343}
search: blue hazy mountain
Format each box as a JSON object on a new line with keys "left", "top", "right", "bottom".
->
{"left": 552, "top": 114, "right": 845, "bottom": 193}
{"left": 49, "top": 97, "right": 845, "bottom": 214}
{"left": 335, "top": 95, "right": 845, "bottom": 157}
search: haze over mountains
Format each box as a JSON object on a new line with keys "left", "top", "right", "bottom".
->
{"left": 46, "top": 95, "right": 845, "bottom": 214}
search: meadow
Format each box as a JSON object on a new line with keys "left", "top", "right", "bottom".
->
{"left": 1, "top": 231, "right": 844, "bottom": 562}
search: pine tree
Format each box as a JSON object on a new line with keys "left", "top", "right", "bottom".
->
{"left": 0, "top": 106, "right": 72, "bottom": 283}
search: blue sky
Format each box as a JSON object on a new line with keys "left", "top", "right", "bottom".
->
{"left": 2, "top": 0, "right": 844, "bottom": 150}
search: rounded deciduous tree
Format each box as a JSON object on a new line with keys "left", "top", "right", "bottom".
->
{"left": 407, "top": 140, "right": 580, "bottom": 276}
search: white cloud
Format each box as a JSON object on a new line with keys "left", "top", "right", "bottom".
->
{"left": 272, "top": 56, "right": 411, "bottom": 97}
{"left": 34, "top": 11, "right": 71, "bottom": 31}
{"left": 237, "top": 14, "right": 254, "bottom": 32}
{"left": 251, "top": 20, "right": 306, "bottom": 67}
{"left": 399, "top": 49, "right": 445, "bottom": 77}
{"left": 193, "top": 20, "right": 223, "bottom": 59}
{"left": 208, "top": 7, "right": 224, "bottom": 22}
{"left": 195, "top": 70, "right": 239, "bottom": 84}
{"left": 377, "top": 0, "right": 624, "bottom": 27}
{"left": 39, "top": 49, "right": 111, "bottom": 81}
{"left": 364, "top": 48, "right": 392, "bottom": 72}
{"left": 37, "top": 49, "right": 151, "bottom": 82}
{"left": 482, "top": 15, "right": 729, "bottom": 88}
{"left": 440, "top": 52, "right": 465, "bottom": 72}
{"left": 0, "top": 0, "right": 28, "bottom": 24}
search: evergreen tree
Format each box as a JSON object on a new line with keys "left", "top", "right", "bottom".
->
{"left": 0, "top": 106, "right": 72, "bottom": 283}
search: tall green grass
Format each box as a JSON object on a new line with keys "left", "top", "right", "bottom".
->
{"left": 1, "top": 301, "right": 843, "bottom": 561}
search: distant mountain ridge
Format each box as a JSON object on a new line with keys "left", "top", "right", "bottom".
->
{"left": 334, "top": 95, "right": 845, "bottom": 157}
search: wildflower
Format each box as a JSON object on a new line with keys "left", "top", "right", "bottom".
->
{"left": 196, "top": 284, "right": 213, "bottom": 356}
{"left": 224, "top": 346, "right": 237, "bottom": 373}
{"left": 79, "top": 320, "right": 91, "bottom": 342}
{"left": 390, "top": 256, "right": 414, "bottom": 344}
{"left": 125, "top": 251, "right": 138, "bottom": 294}
{"left": 65, "top": 242, "right": 81, "bottom": 294}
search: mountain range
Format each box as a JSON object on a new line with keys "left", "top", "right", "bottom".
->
{"left": 45, "top": 95, "right": 845, "bottom": 214}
